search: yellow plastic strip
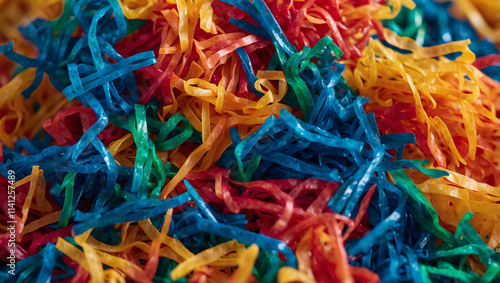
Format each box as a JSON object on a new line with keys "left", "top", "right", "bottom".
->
{"left": 278, "top": 266, "right": 317, "bottom": 283}
{"left": 198, "top": 0, "right": 214, "bottom": 33}
{"left": 22, "top": 211, "right": 62, "bottom": 235}
{"left": 453, "top": 0, "right": 500, "bottom": 44}
{"left": 18, "top": 166, "right": 41, "bottom": 225}
{"left": 177, "top": 0, "right": 189, "bottom": 52}
{"left": 170, "top": 239, "right": 245, "bottom": 280}
{"left": 226, "top": 244, "right": 259, "bottom": 283}
{"left": 74, "top": 230, "right": 105, "bottom": 283}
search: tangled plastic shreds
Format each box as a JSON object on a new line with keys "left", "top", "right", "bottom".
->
{"left": 112, "top": 0, "right": 300, "bottom": 198}
{"left": 264, "top": 0, "right": 415, "bottom": 59}
{"left": 344, "top": 29, "right": 500, "bottom": 186}
{"left": 0, "top": 0, "right": 63, "bottom": 86}
{"left": 0, "top": 0, "right": 500, "bottom": 282}
{"left": 382, "top": 0, "right": 500, "bottom": 81}
{"left": 342, "top": 29, "right": 500, "bottom": 251}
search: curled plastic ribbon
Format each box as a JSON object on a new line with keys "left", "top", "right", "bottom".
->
{"left": 343, "top": 29, "right": 500, "bottom": 187}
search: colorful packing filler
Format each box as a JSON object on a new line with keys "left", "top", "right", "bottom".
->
{"left": 381, "top": 0, "right": 500, "bottom": 83}
{"left": 0, "top": 0, "right": 500, "bottom": 282}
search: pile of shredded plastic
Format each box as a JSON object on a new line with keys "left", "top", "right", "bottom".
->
{"left": 1, "top": 0, "right": 499, "bottom": 282}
